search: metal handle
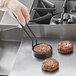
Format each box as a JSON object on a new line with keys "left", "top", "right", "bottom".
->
{"left": 60, "top": 0, "right": 68, "bottom": 24}
{"left": 26, "top": 23, "right": 37, "bottom": 47}
{"left": 33, "top": 8, "right": 56, "bottom": 12}
{"left": 13, "top": 14, "right": 37, "bottom": 49}
{"left": 41, "top": 0, "right": 55, "bottom": 8}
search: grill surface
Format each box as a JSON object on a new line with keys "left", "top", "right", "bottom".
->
{"left": 9, "top": 38, "right": 76, "bottom": 76}
{"left": 8, "top": 24, "right": 76, "bottom": 76}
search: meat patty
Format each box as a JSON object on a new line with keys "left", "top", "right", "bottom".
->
{"left": 34, "top": 44, "right": 52, "bottom": 54}
{"left": 58, "top": 41, "right": 73, "bottom": 54}
{"left": 42, "top": 58, "right": 59, "bottom": 72}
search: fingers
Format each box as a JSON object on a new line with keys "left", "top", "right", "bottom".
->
{"left": 21, "top": 5, "right": 30, "bottom": 23}
{"left": 8, "top": 0, "right": 30, "bottom": 24}
{"left": 13, "top": 9, "right": 25, "bottom": 25}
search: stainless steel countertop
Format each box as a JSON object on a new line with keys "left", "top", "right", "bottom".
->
{"left": 9, "top": 38, "right": 76, "bottom": 76}
{"left": 8, "top": 24, "right": 76, "bottom": 76}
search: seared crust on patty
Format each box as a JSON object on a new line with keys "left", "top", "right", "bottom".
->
{"left": 58, "top": 41, "right": 73, "bottom": 54}
{"left": 42, "top": 58, "right": 59, "bottom": 72}
{"left": 34, "top": 44, "right": 52, "bottom": 54}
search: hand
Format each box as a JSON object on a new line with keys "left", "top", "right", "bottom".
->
{"left": 7, "top": 0, "right": 30, "bottom": 24}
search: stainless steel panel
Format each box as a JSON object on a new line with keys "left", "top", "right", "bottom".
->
{"left": 9, "top": 38, "right": 76, "bottom": 76}
{"left": 0, "top": 41, "right": 20, "bottom": 75}
{"left": 29, "top": 24, "right": 76, "bottom": 40}
{"left": 9, "top": 24, "right": 76, "bottom": 76}
{"left": 0, "top": 25, "right": 24, "bottom": 75}
{"left": 0, "top": 25, "right": 24, "bottom": 41}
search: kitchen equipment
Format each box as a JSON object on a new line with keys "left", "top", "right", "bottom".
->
{"left": 0, "top": 25, "right": 23, "bottom": 75}
{"left": 13, "top": 14, "right": 52, "bottom": 59}
{"left": 30, "top": 13, "right": 52, "bottom": 24}
{"left": 51, "top": 13, "right": 61, "bottom": 24}
{"left": 60, "top": 0, "right": 68, "bottom": 24}
{"left": 30, "top": 0, "right": 56, "bottom": 24}
{"left": 51, "top": 13, "right": 76, "bottom": 24}
{"left": 1, "top": 0, "right": 76, "bottom": 76}
{"left": 71, "top": 10, "right": 76, "bottom": 13}
{"left": 74, "top": 6, "right": 76, "bottom": 10}
{"left": 41, "top": 0, "right": 55, "bottom": 8}
{"left": 68, "top": 19, "right": 74, "bottom": 24}
{"left": 63, "top": 13, "right": 70, "bottom": 21}
{"left": 51, "top": 0, "right": 76, "bottom": 24}
{"left": 71, "top": 14, "right": 76, "bottom": 22}
{"left": 33, "top": 8, "right": 56, "bottom": 12}
{"left": 30, "top": 0, "right": 76, "bottom": 24}
{"left": 9, "top": 24, "right": 76, "bottom": 76}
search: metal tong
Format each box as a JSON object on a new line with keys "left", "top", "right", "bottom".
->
{"left": 13, "top": 14, "right": 37, "bottom": 49}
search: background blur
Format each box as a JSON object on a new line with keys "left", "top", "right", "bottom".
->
{"left": 0, "top": 11, "right": 4, "bottom": 22}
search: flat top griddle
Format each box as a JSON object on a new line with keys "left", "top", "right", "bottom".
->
{"left": 9, "top": 38, "right": 76, "bottom": 76}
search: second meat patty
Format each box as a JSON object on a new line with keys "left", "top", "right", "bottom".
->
{"left": 58, "top": 41, "right": 73, "bottom": 54}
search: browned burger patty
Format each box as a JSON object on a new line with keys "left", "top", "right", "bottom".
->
{"left": 34, "top": 44, "right": 52, "bottom": 54}
{"left": 58, "top": 41, "right": 73, "bottom": 54}
{"left": 42, "top": 58, "right": 59, "bottom": 72}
